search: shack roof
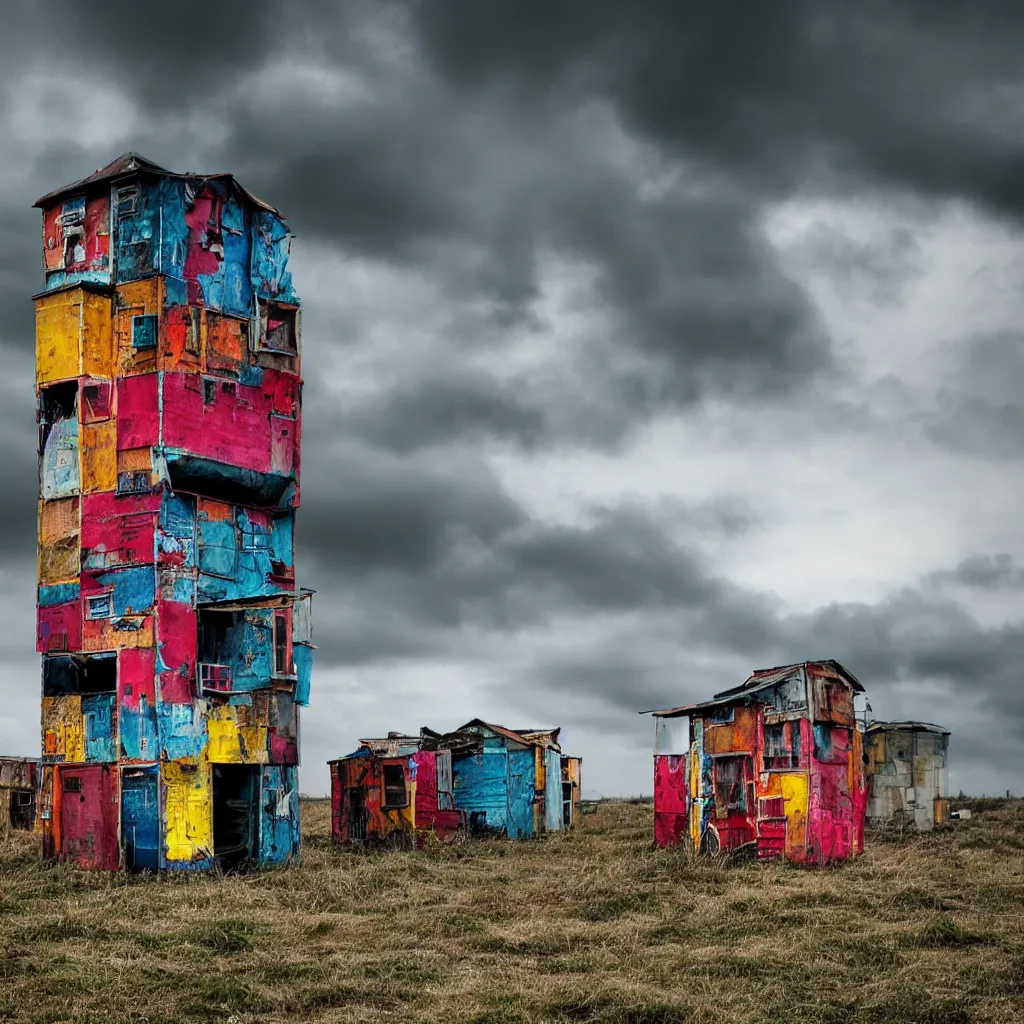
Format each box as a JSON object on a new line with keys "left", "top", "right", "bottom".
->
{"left": 328, "top": 734, "right": 424, "bottom": 762}
{"left": 641, "top": 659, "right": 864, "bottom": 719}
{"left": 34, "top": 151, "right": 282, "bottom": 215}
{"left": 865, "top": 720, "right": 950, "bottom": 736}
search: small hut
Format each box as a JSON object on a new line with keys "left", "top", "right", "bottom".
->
{"left": 0, "top": 756, "right": 40, "bottom": 833}
{"left": 329, "top": 734, "right": 462, "bottom": 847}
{"left": 864, "top": 721, "right": 950, "bottom": 830}
{"left": 644, "top": 660, "right": 868, "bottom": 864}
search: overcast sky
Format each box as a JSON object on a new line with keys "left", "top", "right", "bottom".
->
{"left": 2, "top": 1, "right": 1023, "bottom": 798}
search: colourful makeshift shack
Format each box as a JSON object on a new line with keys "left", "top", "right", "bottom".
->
{"left": 426, "top": 721, "right": 578, "bottom": 838}
{"left": 865, "top": 721, "right": 950, "bottom": 831}
{"left": 1, "top": 757, "right": 40, "bottom": 833}
{"left": 329, "top": 734, "right": 462, "bottom": 847}
{"left": 645, "top": 660, "right": 868, "bottom": 864}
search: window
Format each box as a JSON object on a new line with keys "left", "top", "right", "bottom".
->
{"left": 81, "top": 382, "right": 112, "bottom": 423}
{"left": 709, "top": 705, "right": 735, "bottom": 724}
{"left": 202, "top": 379, "right": 216, "bottom": 405}
{"left": 86, "top": 594, "right": 113, "bottom": 620}
{"left": 764, "top": 723, "right": 801, "bottom": 769}
{"left": 131, "top": 314, "right": 157, "bottom": 350}
{"left": 759, "top": 796, "right": 786, "bottom": 819}
{"left": 115, "top": 184, "right": 140, "bottom": 219}
{"left": 58, "top": 197, "right": 86, "bottom": 227}
{"left": 117, "top": 470, "right": 151, "bottom": 494}
{"left": 273, "top": 610, "right": 292, "bottom": 676}
{"left": 259, "top": 301, "right": 298, "bottom": 353}
{"left": 64, "top": 777, "right": 82, "bottom": 794}
{"left": 184, "top": 306, "right": 201, "bottom": 357}
{"left": 382, "top": 764, "right": 408, "bottom": 808}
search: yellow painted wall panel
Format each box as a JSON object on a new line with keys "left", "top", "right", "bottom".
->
{"left": 163, "top": 761, "right": 213, "bottom": 863}
{"left": 82, "top": 292, "right": 114, "bottom": 378}
{"left": 42, "top": 696, "right": 85, "bottom": 764}
{"left": 82, "top": 618, "right": 154, "bottom": 652}
{"left": 238, "top": 726, "right": 269, "bottom": 763}
{"left": 115, "top": 279, "right": 161, "bottom": 377}
{"left": 779, "top": 773, "right": 809, "bottom": 856}
{"left": 207, "top": 711, "right": 243, "bottom": 763}
{"left": 35, "top": 292, "right": 82, "bottom": 384}
{"left": 80, "top": 421, "right": 117, "bottom": 494}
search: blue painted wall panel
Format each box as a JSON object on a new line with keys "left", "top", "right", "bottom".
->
{"left": 95, "top": 566, "right": 156, "bottom": 616}
{"left": 293, "top": 644, "right": 313, "bottom": 706}
{"left": 158, "top": 492, "right": 196, "bottom": 567}
{"left": 122, "top": 766, "right": 160, "bottom": 871}
{"left": 506, "top": 748, "right": 535, "bottom": 838}
{"left": 545, "top": 747, "right": 564, "bottom": 833}
{"left": 115, "top": 179, "right": 161, "bottom": 283}
{"left": 453, "top": 749, "right": 509, "bottom": 832}
{"left": 120, "top": 699, "right": 159, "bottom": 761}
{"left": 252, "top": 210, "right": 296, "bottom": 302}
{"left": 83, "top": 693, "right": 117, "bottom": 762}
{"left": 39, "top": 582, "right": 80, "bottom": 607}
{"left": 259, "top": 765, "right": 300, "bottom": 863}
{"left": 156, "top": 703, "right": 206, "bottom": 760}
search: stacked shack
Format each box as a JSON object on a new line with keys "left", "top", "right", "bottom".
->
{"left": 329, "top": 734, "right": 462, "bottom": 847}
{"left": 1, "top": 757, "right": 40, "bottom": 833}
{"left": 330, "top": 721, "right": 582, "bottom": 844}
{"left": 33, "top": 153, "right": 312, "bottom": 871}
{"left": 864, "top": 721, "right": 950, "bottom": 830}
{"left": 646, "top": 660, "right": 868, "bottom": 864}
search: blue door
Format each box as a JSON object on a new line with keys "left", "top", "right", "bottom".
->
{"left": 545, "top": 748, "right": 564, "bottom": 832}
{"left": 121, "top": 765, "right": 160, "bottom": 872}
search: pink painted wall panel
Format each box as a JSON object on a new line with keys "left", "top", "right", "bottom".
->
{"left": 81, "top": 493, "right": 158, "bottom": 569}
{"left": 412, "top": 751, "right": 461, "bottom": 840}
{"left": 116, "top": 375, "right": 160, "bottom": 450}
{"left": 160, "top": 373, "right": 272, "bottom": 472}
{"left": 654, "top": 753, "right": 688, "bottom": 848}
{"left": 118, "top": 647, "right": 157, "bottom": 710}
{"left": 156, "top": 599, "right": 195, "bottom": 704}
{"left": 269, "top": 732, "right": 298, "bottom": 766}
{"left": 37, "top": 600, "right": 83, "bottom": 653}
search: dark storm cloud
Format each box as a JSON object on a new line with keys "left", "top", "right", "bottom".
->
{"left": 929, "top": 554, "right": 1024, "bottom": 591}
{"left": 409, "top": 1, "right": 1024, "bottom": 215}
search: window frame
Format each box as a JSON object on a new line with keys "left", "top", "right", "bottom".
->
{"left": 85, "top": 593, "right": 113, "bottom": 620}
{"left": 381, "top": 763, "right": 409, "bottom": 810}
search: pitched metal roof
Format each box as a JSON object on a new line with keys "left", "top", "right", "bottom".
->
{"left": 34, "top": 151, "right": 282, "bottom": 215}
{"left": 865, "top": 720, "right": 950, "bottom": 736}
{"left": 641, "top": 659, "right": 864, "bottom": 718}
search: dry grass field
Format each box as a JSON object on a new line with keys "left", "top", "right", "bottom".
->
{"left": 1, "top": 798, "right": 1023, "bottom": 1024}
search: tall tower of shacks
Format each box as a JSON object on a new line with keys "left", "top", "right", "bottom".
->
{"left": 33, "top": 153, "right": 312, "bottom": 871}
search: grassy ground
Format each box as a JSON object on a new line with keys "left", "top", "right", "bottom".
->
{"left": 1, "top": 799, "right": 1023, "bottom": 1024}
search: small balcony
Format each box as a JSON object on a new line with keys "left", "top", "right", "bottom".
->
{"left": 199, "top": 663, "right": 233, "bottom": 696}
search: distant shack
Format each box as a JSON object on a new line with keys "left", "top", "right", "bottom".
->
{"left": 0, "top": 757, "right": 39, "bottom": 834}
{"left": 329, "top": 721, "right": 582, "bottom": 845}
{"left": 864, "top": 721, "right": 950, "bottom": 830}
